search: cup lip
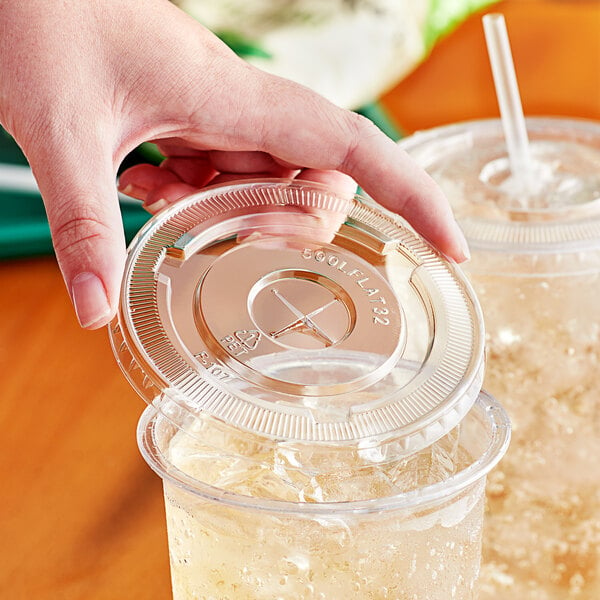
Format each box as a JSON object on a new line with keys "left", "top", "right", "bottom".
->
{"left": 400, "top": 116, "right": 600, "bottom": 147}
{"left": 399, "top": 116, "right": 600, "bottom": 255}
{"left": 137, "top": 390, "right": 510, "bottom": 516}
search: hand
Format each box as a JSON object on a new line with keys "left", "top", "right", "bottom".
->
{"left": 119, "top": 149, "right": 357, "bottom": 249}
{"left": 0, "top": 0, "right": 469, "bottom": 329}
{"left": 118, "top": 146, "right": 359, "bottom": 217}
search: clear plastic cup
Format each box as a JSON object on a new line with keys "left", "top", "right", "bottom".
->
{"left": 138, "top": 392, "right": 509, "bottom": 600}
{"left": 400, "top": 117, "right": 600, "bottom": 599}
{"left": 110, "top": 180, "right": 510, "bottom": 599}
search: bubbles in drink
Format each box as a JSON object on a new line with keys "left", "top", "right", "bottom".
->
{"left": 161, "top": 411, "right": 486, "bottom": 599}
{"left": 471, "top": 268, "right": 600, "bottom": 600}
{"left": 404, "top": 120, "right": 600, "bottom": 599}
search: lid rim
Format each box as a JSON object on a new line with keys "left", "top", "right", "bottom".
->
{"left": 111, "top": 179, "right": 484, "bottom": 451}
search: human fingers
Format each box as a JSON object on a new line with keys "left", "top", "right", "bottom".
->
{"left": 153, "top": 142, "right": 208, "bottom": 158}
{"left": 208, "top": 150, "right": 291, "bottom": 175}
{"left": 230, "top": 169, "right": 355, "bottom": 246}
{"left": 26, "top": 140, "right": 126, "bottom": 330}
{"left": 118, "top": 150, "right": 291, "bottom": 206}
{"left": 119, "top": 164, "right": 182, "bottom": 201}
{"left": 339, "top": 132, "right": 471, "bottom": 262}
{"left": 144, "top": 182, "right": 198, "bottom": 214}
{"left": 119, "top": 149, "right": 299, "bottom": 210}
{"left": 161, "top": 157, "right": 218, "bottom": 188}
{"left": 120, "top": 149, "right": 353, "bottom": 207}
{"left": 294, "top": 169, "right": 356, "bottom": 242}
{"left": 295, "top": 169, "right": 356, "bottom": 196}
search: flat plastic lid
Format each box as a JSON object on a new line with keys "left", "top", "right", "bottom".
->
{"left": 400, "top": 118, "right": 600, "bottom": 253}
{"left": 110, "top": 180, "right": 484, "bottom": 454}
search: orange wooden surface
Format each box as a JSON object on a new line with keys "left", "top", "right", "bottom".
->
{"left": 0, "top": 258, "right": 172, "bottom": 600}
{"left": 0, "top": 2, "right": 598, "bottom": 599}
{"left": 381, "top": 0, "right": 600, "bottom": 133}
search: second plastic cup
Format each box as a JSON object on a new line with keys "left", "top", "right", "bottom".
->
{"left": 400, "top": 117, "right": 600, "bottom": 599}
{"left": 139, "top": 392, "right": 509, "bottom": 599}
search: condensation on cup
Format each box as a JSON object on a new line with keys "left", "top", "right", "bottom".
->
{"left": 400, "top": 117, "right": 600, "bottom": 599}
{"left": 110, "top": 180, "right": 510, "bottom": 599}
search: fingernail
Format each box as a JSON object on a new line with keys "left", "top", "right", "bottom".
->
{"left": 119, "top": 182, "right": 147, "bottom": 199}
{"left": 144, "top": 198, "right": 168, "bottom": 214}
{"left": 71, "top": 272, "right": 111, "bottom": 328}
{"left": 454, "top": 221, "right": 471, "bottom": 262}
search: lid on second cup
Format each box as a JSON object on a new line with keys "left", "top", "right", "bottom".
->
{"left": 400, "top": 118, "right": 600, "bottom": 254}
{"left": 110, "top": 179, "right": 484, "bottom": 456}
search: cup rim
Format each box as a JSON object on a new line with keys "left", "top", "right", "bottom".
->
{"left": 137, "top": 390, "right": 510, "bottom": 515}
{"left": 400, "top": 116, "right": 600, "bottom": 151}
{"left": 399, "top": 116, "right": 600, "bottom": 255}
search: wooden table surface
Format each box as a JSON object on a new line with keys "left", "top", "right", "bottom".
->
{"left": 1, "top": 2, "right": 598, "bottom": 599}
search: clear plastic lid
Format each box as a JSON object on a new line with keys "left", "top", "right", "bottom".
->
{"left": 399, "top": 118, "right": 600, "bottom": 254}
{"left": 110, "top": 179, "right": 484, "bottom": 455}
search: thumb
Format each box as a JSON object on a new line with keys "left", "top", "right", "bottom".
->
{"left": 28, "top": 141, "right": 126, "bottom": 329}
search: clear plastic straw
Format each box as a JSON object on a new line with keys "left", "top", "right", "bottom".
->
{"left": 483, "top": 13, "right": 532, "bottom": 189}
